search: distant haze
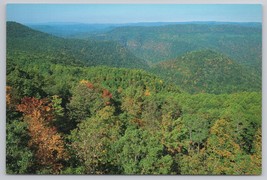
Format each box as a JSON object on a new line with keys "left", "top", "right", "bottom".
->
{"left": 7, "top": 4, "right": 262, "bottom": 24}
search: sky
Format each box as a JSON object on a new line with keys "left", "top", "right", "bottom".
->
{"left": 6, "top": 4, "right": 262, "bottom": 24}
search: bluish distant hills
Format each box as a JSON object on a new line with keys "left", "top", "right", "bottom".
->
{"left": 27, "top": 21, "right": 261, "bottom": 38}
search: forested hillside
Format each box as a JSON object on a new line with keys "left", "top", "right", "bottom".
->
{"left": 150, "top": 50, "right": 261, "bottom": 94}
{"left": 7, "top": 22, "right": 148, "bottom": 69}
{"left": 6, "top": 22, "right": 262, "bottom": 175}
{"left": 91, "top": 23, "right": 261, "bottom": 72}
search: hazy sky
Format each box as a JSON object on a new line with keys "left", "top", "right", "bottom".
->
{"left": 7, "top": 4, "right": 262, "bottom": 24}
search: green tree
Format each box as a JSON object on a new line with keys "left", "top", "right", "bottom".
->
{"left": 69, "top": 105, "right": 121, "bottom": 174}
{"left": 206, "top": 119, "right": 249, "bottom": 175}
{"left": 249, "top": 128, "right": 262, "bottom": 175}
{"left": 113, "top": 126, "right": 173, "bottom": 174}
{"left": 180, "top": 149, "right": 208, "bottom": 175}
{"left": 6, "top": 120, "right": 34, "bottom": 174}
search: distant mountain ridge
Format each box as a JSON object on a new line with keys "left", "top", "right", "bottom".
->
{"left": 27, "top": 21, "right": 261, "bottom": 38}
{"left": 7, "top": 21, "right": 149, "bottom": 69}
{"left": 23, "top": 22, "right": 262, "bottom": 75}
{"left": 6, "top": 21, "right": 262, "bottom": 94}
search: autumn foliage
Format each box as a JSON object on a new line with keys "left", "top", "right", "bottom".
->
{"left": 6, "top": 86, "right": 12, "bottom": 106}
{"left": 80, "top": 80, "right": 94, "bottom": 89}
{"left": 102, "top": 89, "right": 112, "bottom": 105}
{"left": 17, "top": 97, "right": 68, "bottom": 173}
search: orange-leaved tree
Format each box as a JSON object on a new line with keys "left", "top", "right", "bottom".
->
{"left": 17, "top": 97, "right": 68, "bottom": 174}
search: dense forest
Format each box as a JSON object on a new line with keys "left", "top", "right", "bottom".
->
{"left": 6, "top": 21, "right": 261, "bottom": 175}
